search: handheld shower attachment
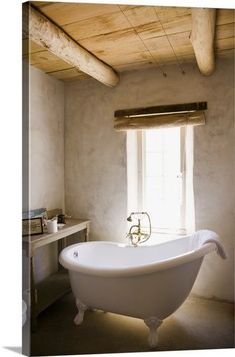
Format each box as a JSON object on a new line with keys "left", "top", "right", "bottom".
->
{"left": 126, "top": 212, "right": 152, "bottom": 246}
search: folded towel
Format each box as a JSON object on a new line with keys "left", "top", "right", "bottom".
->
{"left": 192, "top": 230, "right": 227, "bottom": 259}
{"left": 202, "top": 238, "right": 227, "bottom": 259}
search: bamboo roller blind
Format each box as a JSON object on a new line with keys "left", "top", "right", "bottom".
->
{"left": 114, "top": 102, "right": 207, "bottom": 131}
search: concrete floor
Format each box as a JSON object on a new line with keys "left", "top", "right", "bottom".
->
{"left": 31, "top": 292, "right": 234, "bottom": 356}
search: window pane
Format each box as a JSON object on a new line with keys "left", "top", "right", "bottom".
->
{"left": 145, "top": 129, "right": 163, "bottom": 152}
{"left": 143, "top": 127, "right": 182, "bottom": 231}
{"left": 145, "top": 177, "right": 164, "bottom": 201}
{"left": 145, "top": 153, "right": 163, "bottom": 177}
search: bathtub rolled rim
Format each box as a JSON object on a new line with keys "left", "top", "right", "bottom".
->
{"left": 59, "top": 240, "right": 217, "bottom": 278}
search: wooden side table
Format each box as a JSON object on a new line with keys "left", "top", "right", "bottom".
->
{"left": 23, "top": 218, "right": 90, "bottom": 331}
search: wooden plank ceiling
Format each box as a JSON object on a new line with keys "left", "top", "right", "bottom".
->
{"left": 24, "top": 1, "right": 235, "bottom": 82}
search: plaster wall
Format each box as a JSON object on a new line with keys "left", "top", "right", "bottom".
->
{"left": 65, "top": 58, "right": 234, "bottom": 302}
{"left": 29, "top": 66, "right": 65, "bottom": 283}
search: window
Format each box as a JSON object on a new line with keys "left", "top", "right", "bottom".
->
{"left": 127, "top": 126, "right": 195, "bottom": 235}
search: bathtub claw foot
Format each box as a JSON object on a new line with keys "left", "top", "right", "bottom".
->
{"left": 144, "top": 317, "right": 162, "bottom": 348}
{"left": 74, "top": 298, "right": 88, "bottom": 325}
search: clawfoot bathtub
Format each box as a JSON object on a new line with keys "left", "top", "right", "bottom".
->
{"left": 59, "top": 230, "right": 226, "bottom": 348}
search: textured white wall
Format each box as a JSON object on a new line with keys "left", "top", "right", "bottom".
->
{"left": 29, "top": 66, "right": 65, "bottom": 283}
{"left": 30, "top": 67, "right": 65, "bottom": 211}
{"left": 64, "top": 58, "right": 234, "bottom": 302}
{"left": 64, "top": 82, "right": 127, "bottom": 241}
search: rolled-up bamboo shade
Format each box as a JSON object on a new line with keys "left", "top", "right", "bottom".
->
{"left": 114, "top": 111, "right": 206, "bottom": 131}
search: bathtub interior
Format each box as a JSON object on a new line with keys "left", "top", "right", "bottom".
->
{"left": 62, "top": 236, "right": 192, "bottom": 270}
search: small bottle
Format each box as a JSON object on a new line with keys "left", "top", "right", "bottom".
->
{"left": 57, "top": 214, "right": 66, "bottom": 224}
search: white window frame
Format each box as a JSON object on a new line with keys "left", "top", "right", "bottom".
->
{"left": 127, "top": 126, "right": 194, "bottom": 236}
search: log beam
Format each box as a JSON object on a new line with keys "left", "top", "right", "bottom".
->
{"left": 190, "top": 8, "right": 216, "bottom": 76}
{"left": 23, "top": 4, "right": 119, "bottom": 87}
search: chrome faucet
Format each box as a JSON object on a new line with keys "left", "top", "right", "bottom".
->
{"left": 126, "top": 212, "right": 152, "bottom": 246}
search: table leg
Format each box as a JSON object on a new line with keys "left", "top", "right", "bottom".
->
{"left": 58, "top": 238, "right": 67, "bottom": 271}
{"left": 84, "top": 222, "right": 90, "bottom": 242}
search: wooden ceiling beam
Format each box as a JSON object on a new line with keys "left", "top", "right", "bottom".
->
{"left": 190, "top": 8, "right": 216, "bottom": 76}
{"left": 23, "top": 4, "right": 119, "bottom": 87}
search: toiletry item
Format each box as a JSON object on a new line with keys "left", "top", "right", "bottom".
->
{"left": 57, "top": 214, "right": 66, "bottom": 224}
{"left": 47, "top": 219, "right": 58, "bottom": 233}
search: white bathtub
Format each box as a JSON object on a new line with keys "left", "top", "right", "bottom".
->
{"left": 59, "top": 230, "right": 226, "bottom": 348}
